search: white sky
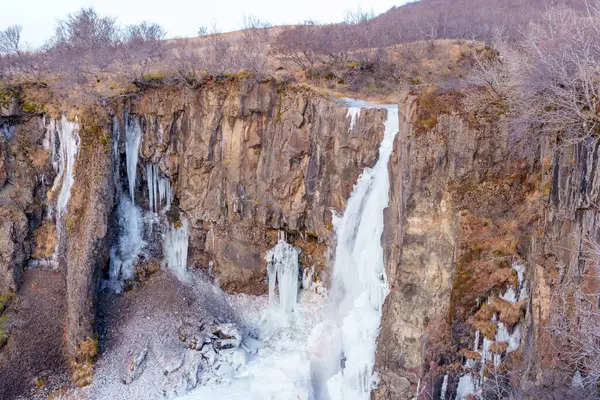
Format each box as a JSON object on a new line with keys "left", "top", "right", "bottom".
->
{"left": 1, "top": 0, "right": 408, "bottom": 48}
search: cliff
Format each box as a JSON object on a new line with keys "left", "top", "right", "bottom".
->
{"left": 0, "top": 78, "right": 597, "bottom": 399}
{"left": 126, "top": 80, "right": 386, "bottom": 294}
{"left": 374, "top": 90, "right": 599, "bottom": 399}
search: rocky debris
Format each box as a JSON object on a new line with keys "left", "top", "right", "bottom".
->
{"left": 158, "top": 353, "right": 184, "bottom": 376}
{"left": 122, "top": 347, "right": 148, "bottom": 384}
{"left": 210, "top": 323, "right": 241, "bottom": 350}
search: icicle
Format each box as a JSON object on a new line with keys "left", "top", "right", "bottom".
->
{"left": 125, "top": 114, "right": 142, "bottom": 203}
{"left": 158, "top": 174, "right": 172, "bottom": 211}
{"left": 103, "top": 195, "right": 145, "bottom": 293}
{"left": 147, "top": 163, "right": 171, "bottom": 213}
{"left": 165, "top": 219, "right": 189, "bottom": 280}
{"left": 347, "top": 107, "right": 361, "bottom": 132}
{"left": 265, "top": 231, "right": 299, "bottom": 315}
{"left": 440, "top": 374, "right": 449, "bottom": 400}
{"left": 54, "top": 116, "right": 80, "bottom": 220}
{"left": 147, "top": 163, "right": 157, "bottom": 213}
{"left": 113, "top": 116, "right": 120, "bottom": 160}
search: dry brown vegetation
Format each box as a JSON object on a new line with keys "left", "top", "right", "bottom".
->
{"left": 1, "top": 1, "right": 594, "bottom": 110}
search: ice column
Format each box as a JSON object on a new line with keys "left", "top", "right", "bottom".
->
{"left": 165, "top": 219, "right": 189, "bottom": 280}
{"left": 105, "top": 195, "right": 145, "bottom": 293}
{"left": 125, "top": 115, "right": 142, "bottom": 203}
{"left": 265, "top": 231, "right": 299, "bottom": 315}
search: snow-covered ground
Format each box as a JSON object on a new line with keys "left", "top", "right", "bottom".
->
{"left": 180, "top": 286, "right": 327, "bottom": 400}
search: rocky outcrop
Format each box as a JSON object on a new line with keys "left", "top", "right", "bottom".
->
{"left": 64, "top": 111, "right": 114, "bottom": 360}
{"left": 126, "top": 80, "right": 386, "bottom": 294}
{"left": 0, "top": 113, "right": 51, "bottom": 294}
{"left": 373, "top": 85, "right": 600, "bottom": 399}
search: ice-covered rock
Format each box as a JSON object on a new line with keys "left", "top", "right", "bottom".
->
{"left": 211, "top": 323, "right": 242, "bottom": 350}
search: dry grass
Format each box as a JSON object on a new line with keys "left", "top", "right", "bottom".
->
{"left": 70, "top": 336, "right": 98, "bottom": 387}
{"left": 32, "top": 222, "right": 57, "bottom": 259}
{"left": 460, "top": 348, "right": 483, "bottom": 360}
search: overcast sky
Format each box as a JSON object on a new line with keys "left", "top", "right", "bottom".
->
{"left": 2, "top": 0, "right": 408, "bottom": 48}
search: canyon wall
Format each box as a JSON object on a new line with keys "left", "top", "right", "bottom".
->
{"left": 0, "top": 112, "right": 50, "bottom": 294}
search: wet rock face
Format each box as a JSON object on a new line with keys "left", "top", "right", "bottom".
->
{"left": 128, "top": 81, "right": 386, "bottom": 294}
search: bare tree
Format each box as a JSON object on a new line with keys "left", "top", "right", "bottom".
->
{"left": 233, "top": 14, "right": 271, "bottom": 73}
{"left": 121, "top": 22, "right": 167, "bottom": 79}
{"left": 503, "top": 4, "right": 600, "bottom": 143}
{"left": 197, "top": 26, "right": 208, "bottom": 36}
{"left": 0, "top": 26, "right": 22, "bottom": 55}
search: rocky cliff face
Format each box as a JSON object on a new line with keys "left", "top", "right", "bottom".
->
{"left": 126, "top": 80, "right": 386, "bottom": 294}
{"left": 374, "top": 90, "right": 600, "bottom": 399}
{"left": 0, "top": 80, "right": 387, "bottom": 393}
{"left": 0, "top": 113, "right": 51, "bottom": 294}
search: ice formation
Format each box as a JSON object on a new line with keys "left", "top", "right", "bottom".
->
{"left": 1, "top": 123, "right": 14, "bottom": 139}
{"left": 440, "top": 373, "right": 449, "bottom": 400}
{"left": 104, "top": 195, "right": 145, "bottom": 293}
{"left": 46, "top": 116, "right": 80, "bottom": 254}
{"left": 456, "top": 264, "right": 527, "bottom": 399}
{"left": 125, "top": 114, "right": 142, "bottom": 203}
{"left": 456, "top": 375, "right": 476, "bottom": 400}
{"left": 265, "top": 231, "right": 299, "bottom": 315}
{"left": 323, "top": 102, "right": 399, "bottom": 399}
{"left": 147, "top": 163, "right": 172, "bottom": 213}
{"left": 165, "top": 219, "right": 189, "bottom": 280}
{"left": 347, "top": 106, "right": 361, "bottom": 132}
{"left": 52, "top": 116, "right": 80, "bottom": 220}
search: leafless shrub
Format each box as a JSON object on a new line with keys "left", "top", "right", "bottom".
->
{"left": 344, "top": 6, "right": 375, "bottom": 25}
{"left": 197, "top": 26, "right": 208, "bottom": 37}
{"left": 506, "top": 4, "right": 600, "bottom": 143}
{"left": 545, "top": 236, "right": 600, "bottom": 398}
{"left": 120, "top": 22, "right": 167, "bottom": 80}
{"left": 202, "top": 24, "right": 232, "bottom": 75}
{"left": 233, "top": 14, "right": 271, "bottom": 73}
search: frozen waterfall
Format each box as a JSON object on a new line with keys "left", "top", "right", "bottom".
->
{"left": 47, "top": 116, "right": 80, "bottom": 255}
{"left": 104, "top": 195, "right": 145, "bottom": 293}
{"left": 323, "top": 101, "right": 399, "bottom": 400}
{"left": 147, "top": 163, "right": 172, "bottom": 214}
{"left": 51, "top": 116, "right": 80, "bottom": 220}
{"left": 265, "top": 231, "right": 299, "bottom": 315}
{"left": 165, "top": 219, "right": 189, "bottom": 280}
{"left": 125, "top": 115, "right": 142, "bottom": 203}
